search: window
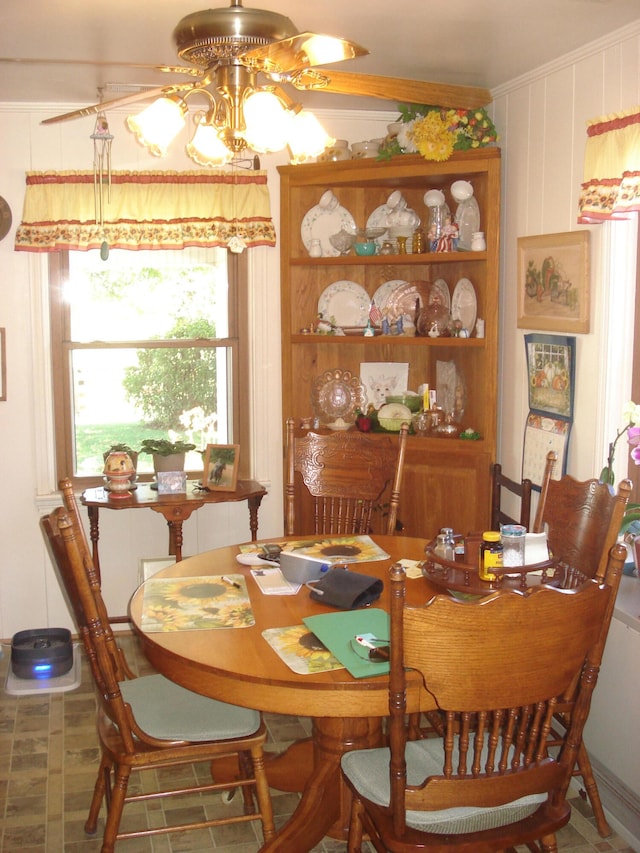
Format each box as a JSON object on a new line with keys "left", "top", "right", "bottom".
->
{"left": 49, "top": 248, "right": 248, "bottom": 487}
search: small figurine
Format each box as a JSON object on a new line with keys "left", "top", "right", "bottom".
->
{"left": 435, "top": 215, "right": 459, "bottom": 253}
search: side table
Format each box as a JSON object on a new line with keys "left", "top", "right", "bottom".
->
{"left": 81, "top": 479, "right": 267, "bottom": 578}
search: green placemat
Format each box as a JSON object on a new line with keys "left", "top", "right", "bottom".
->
{"left": 303, "top": 608, "right": 390, "bottom": 678}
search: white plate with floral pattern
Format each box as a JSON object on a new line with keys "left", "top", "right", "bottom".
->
{"left": 318, "top": 281, "right": 370, "bottom": 327}
{"left": 301, "top": 202, "right": 356, "bottom": 257}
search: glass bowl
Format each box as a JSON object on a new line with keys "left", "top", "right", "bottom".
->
{"left": 329, "top": 229, "right": 356, "bottom": 255}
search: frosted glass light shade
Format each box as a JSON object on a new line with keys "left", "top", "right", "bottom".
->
{"left": 288, "top": 110, "right": 335, "bottom": 163}
{"left": 301, "top": 35, "right": 350, "bottom": 66}
{"left": 126, "top": 98, "right": 187, "bottom": 157}
{"left": 187, "top": 121, "right": 233, "bottom": 166}
{"left": 244, "top": 91, "right": 291, "bottom": 153}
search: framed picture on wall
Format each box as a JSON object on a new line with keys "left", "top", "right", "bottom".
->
{"left": 517, "top": 231, "right": 590, "bottom": 333}
{"left": 203, "top": 444, "right": 240, "bottom": 492}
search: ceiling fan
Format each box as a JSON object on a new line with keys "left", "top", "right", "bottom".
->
{"left": 40, "top": 1, "right": 491, "bottom": 162}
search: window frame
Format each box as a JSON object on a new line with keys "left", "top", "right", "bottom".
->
{"left": 48, "top": 249, "right": 250, "bottom": 489}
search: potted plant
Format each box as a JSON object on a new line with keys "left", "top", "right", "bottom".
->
{"left": 139, "top": 438, "right": 196, "bottom": 474}
{"left": 103, "top": 443, "right": 139, "bottom": 467}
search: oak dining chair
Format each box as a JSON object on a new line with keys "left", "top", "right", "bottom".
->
{"left": 341, "top": 560, "right": 617, "bottom": 853}
{"left": 285, "top": 418, "right": 409, "bottom": 536}
{"left": 532, "top": 452, "right": 632, "bottom": 836}
{"left": 490, "top": 461, "right": 533, "bottom": 530}
{"left": 41, "top": 496, "right": 275, "bottom": 852}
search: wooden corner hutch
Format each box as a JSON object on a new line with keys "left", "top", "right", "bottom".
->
{"left": 278, "top": 149, "right": 501, "bottom": 538}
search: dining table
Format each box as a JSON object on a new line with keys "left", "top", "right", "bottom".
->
{"left": 129, "top": 533, "right": 441, "bottom": 852}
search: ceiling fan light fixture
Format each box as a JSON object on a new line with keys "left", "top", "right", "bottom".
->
{"left": 288, "top": 109, "right": 334, "bottom": 164}
{"left": 126, "top": 96, "right": 187, "bottom": 157}
{"left": 243, "top": 90, "right": 291, "bottom": 153}
{"left": 187, "top": 115, "right": 233, "bottom": 166}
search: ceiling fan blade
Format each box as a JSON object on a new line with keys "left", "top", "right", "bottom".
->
{"left": 0, "top": 56, "right": 203, "bottom": 76}
{"left": 242, "top": 32, "right": 368, "bottom": 74}
{"left": 289, "top": 68, "right": 491, "bottom": 110}
{"left": 40, "top": 84, "right": 192, "bottom": 125}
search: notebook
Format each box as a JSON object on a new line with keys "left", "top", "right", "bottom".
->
{"left": 303, "top": 608, "right": 390, "bottom": 678}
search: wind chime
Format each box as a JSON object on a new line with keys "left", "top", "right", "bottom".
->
{"left": 91, "top": 110, "right": 113, "bottom": 260}
{"left": 226, "top": 155, "right": 260, "bottom": 254}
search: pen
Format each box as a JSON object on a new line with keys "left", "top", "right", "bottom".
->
{"left": 221, "top": 575, "right": 241, "bottom": 589}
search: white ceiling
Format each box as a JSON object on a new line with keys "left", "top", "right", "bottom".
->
{"left": 0, "top": 0, "right": 638, "bottom": 113}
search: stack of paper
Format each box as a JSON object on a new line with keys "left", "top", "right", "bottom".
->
{"left": 250, "top": 567, "right": 301, "bottom": 595}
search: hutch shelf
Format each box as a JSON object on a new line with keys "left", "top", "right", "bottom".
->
{"left": 278, "top": 149, "right": 501, "bottom": 538}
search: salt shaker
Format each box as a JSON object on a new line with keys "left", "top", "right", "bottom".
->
{"left": 471, "top": 231, "right": 486, "bottom": 251}
{"left": 309, "top": 238, "right": 322, "bottom": 258}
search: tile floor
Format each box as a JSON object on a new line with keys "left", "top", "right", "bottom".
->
{"left": 0, "top": 633, "right": 636, "bottom": 853}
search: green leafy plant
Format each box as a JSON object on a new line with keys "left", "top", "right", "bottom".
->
{"left": 139, "top": 438, "right": 196, "bottom": 457}
{"left": 105, "top": 443, "right": 137, "bottom": 455}
{"left": 599, "top": 401, "right": 640, "bottom": 534}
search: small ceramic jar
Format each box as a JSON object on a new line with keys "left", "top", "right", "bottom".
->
{"left": 471, "top": 231, "right": 486, "bottom": 251}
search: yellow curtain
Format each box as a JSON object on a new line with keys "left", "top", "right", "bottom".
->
{"left": 14, "top": 170, "right": 276, "bottom": 251}
{"left": 578, "top": 106, "right": 640, "bottom": 224}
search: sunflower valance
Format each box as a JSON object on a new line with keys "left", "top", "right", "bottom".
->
{"left": 14, "top": 170, "right": 276, "bottom": 251}
{"left": 578, "top": 106, "right": 640, "bottom": 224}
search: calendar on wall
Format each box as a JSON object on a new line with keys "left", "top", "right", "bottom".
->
{"left": 522, "top": 334, "right": 575, "bottom": 489}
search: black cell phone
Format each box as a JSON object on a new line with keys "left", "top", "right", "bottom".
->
{"left": 260, "top": 544, "right": 282, "bottom": 562}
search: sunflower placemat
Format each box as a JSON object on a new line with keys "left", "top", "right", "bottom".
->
{"left": 141, "top": 575, "right": 254, "bottom": 632}
{"left": 262, "top": 625, "right": 345, "bottom": 674}
{"left": 239, "top": 535, "right": 390, "bottom": 564}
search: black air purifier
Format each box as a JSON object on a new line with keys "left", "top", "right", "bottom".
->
{"left": 11, "top": 628, "right": 74, "bottom": 679}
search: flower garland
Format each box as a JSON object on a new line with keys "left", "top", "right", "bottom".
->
{"left": 378, "top": 104, "right": 499, "bottom": 163}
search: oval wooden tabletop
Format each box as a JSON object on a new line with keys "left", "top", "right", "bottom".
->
{"left": 129, "top": 534, "right": 439, "bottom": 717}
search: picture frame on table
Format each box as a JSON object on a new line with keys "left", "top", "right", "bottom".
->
{"left": 203, "top": 444, "right": 240, "bottom": 492}
{"left": 517, "top": 231, "right": 590, "bottom": 333}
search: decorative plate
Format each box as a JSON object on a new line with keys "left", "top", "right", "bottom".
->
{"left": 384, "top": 280, "right": 431, "bottom": 323}
{"left": 318, "top": 280, "right": 370, "bottom": 327}
{"left": 429, "top": 278, "right": 451, "bottom": 312}
{"left": 451, "top": 278, "right": 477, "bottom": 333}
{"left": 371, "top": 279, "right": 408, "bottom": 314}
{"left": 311, "top": 368, "right": 366, "bottom": 426}
{"left": 301, "top": 202, "right": 356, "bottom": 257}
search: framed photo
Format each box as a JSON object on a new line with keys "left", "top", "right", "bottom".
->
{"left": 524, "top": 334, "right": 576, "bottom": 419}
{"left": 139, "top": 556, "right": 176, "bottom": 584}
{"left": 156, "top": 471, "right": 187, "bottom": 494}
{"left": 203, "top": 444, "right": 240, "bottom": 492}
{"left": 517, "top": 231, "right": 590, "bottom": 333}
{"left": 359, "top": 362, "right": 409, "bottom": 410}
{"left": 0, "top": 327, "right": 6, "bottom": 401}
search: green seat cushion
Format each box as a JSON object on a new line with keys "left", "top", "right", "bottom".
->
{"left": 341, "top": 738, "right": 546, "bottom": 835}
{"left": 120, "top": 674, "right": 261, "bottom": 741}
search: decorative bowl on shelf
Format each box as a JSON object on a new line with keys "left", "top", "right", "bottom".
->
{"left": 385, "top": 393, "right": 422, "bottom": 413}
{"left": 354, "top": 240, "right": 377, "bottom": 256}
{"left": 329, "top": 229, "right": 356, "bottom": 255}
{"left": 357, "top": 226, "right": 386, "bottom": 241}
{"left": 377, "top": 402, "right": 412, "bottom": 432}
